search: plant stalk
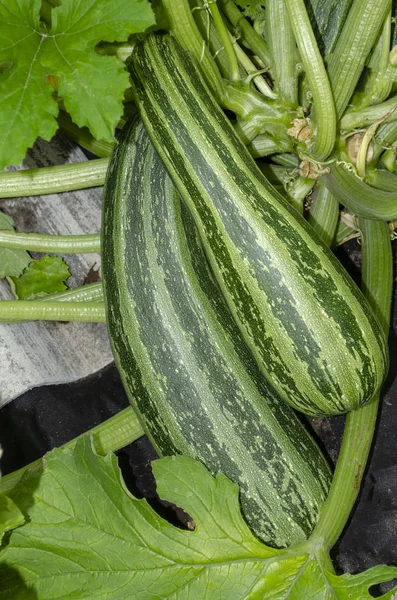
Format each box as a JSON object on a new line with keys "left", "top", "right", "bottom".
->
{"left": 0, "top": 159, "right": 108, "bottom": 198}
{"left": 0, "top": 406, "right": 145, "bottom": 495}
{"left": 327, "top": 0, "right": 391, "bottom": 119}
{"left": 0, "top": 301, "right": 105, "bottom": 323}
{"left": 285, "top": 0, "right": 336, "bottom": 160}
{"left": 0, "top": 231, "right": 100, "bottom": 254}
{"left": 310, "top": 218, "right": 392, "bottom": 549}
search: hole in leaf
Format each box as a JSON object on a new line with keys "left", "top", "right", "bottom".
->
{"left": 369, "top": 578, "right": 397, "bottom": 598}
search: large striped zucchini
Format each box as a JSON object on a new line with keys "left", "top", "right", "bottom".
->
{"left": 102, "top": 117, "right": 332, "bottom": 548}
{"left": 127, "top": 33, "right": 388, "bottom": 417}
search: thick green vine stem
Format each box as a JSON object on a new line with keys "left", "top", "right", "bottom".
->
{"left": 161, "top": 0, "right": 226, "bottom": 103}
{"left": 310, "top": 218, "right": 392, "bottom": 550}
{"left": 0, "top": 159, "right": 108, "bottom": 198}
{"left": 207, "top": 1, "right": 239, "bottom": 81}
{"left": 37, "top": 282, "right": 104, "bottom": 304}
{"left": 308, "top": 181, "right": 339, "bottom": 247}
{"left": 0, "top": 301, "right": 105, "bottom": 323}
{"left": 326, "top": 163, "right": 397, "bottom": 220}
{"left": 266, "top": 0, "right": 298, "bottom": 107}
{"left": 0, "top": 231, "right": 100, "bottom": 254}
{"left": 341, "top": 94, "right": 397, "bottom": 131}
{"left": 218, "top": 0, "right": 270, "bottom": 66}
{"left": 0, "top": 406, "right": 145, "bottom": 495}
{"left": 285, "top": 0, "right": 336, "bottom": 160}
{"left": 327, "top": 0, "right": 391, "bottom": 119}
{"left": 358, "top": 11, "right": 393, "bottom": 107}
{"left": 161, "top": 0, "right": 281, "bottom": 128}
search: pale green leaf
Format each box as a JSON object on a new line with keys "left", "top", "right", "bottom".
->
{"left": 0, "top": 0, "right": 155, "bottom": 168}
{"left": 1, "top": 439, "right": 397, "bottom": 598}
{"left": 0, "top": 494, "right": 24, "bottom": 545}
{"left": 11, "top": 256, "right": 70, "bottom": 300}
{"left": 0, "top": 211, "right": 31, "bottom": 279}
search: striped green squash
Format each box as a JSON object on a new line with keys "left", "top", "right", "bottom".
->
{"left": 127, "top": 33, "right": 388, "bottom": 417}
{"left": 102, "top": 117, "right": 332, "bottom": 548}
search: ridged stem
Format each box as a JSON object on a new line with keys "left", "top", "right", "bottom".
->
{"left": 36, "top": 282, "right": 104, "bottom": 303}
{"left": 0, "top": 406, "right": 145, "bottom": 495}
{"left": 310, "top": 219, "right": 392, "bottom": 549}
{"left": 308, "top": 181, "right": 340, "bottom": 247}
{"left": 326, "top": 162, "right": 397, "bottom": 220}
{"left": 361, "top": 11, "right": 393, "bottom": 106}
{"left": 341, "top": 94, "right": 397, "bottom": 131}
{"left": 218, "top": 0, "right": 270, "bottom": 66}
{"left": 285, "top": 0, "right": 336, "bottom": 160}
{"left": 207, "top": 1, "right": 239, "bottom": 81}
{"left": 232, "top": 39, "right": 276, "bottom": 99}
{"left": 0, "top": 159, "right": 108, "bottom": 198}
{"left": 0, "top": 301, "right": 105, "bottom": 323}
{"left": 366, "top": 167, "right": 397, "bottom": 190}
{"left": 266, "top": 0, "right": 298, "bottom": 106}
{"left": 161, "top": 0, "right": 226, "bottom": 103}
{"left": 327, "top": 0, "right": 391, "bottom": 119}
{"left": 0, "top": 231, "right": 100, "bottom": 254}
{"left": 248, "top": 133, "right": 293, "bottom": 158}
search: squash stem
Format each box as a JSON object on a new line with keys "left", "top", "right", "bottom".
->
{"left": 218, "top": 0, "right": 270, "bottom": 66}
{"left": 266, "top": 0, "right": 298, "bottom": 107}
{"left": 0, "top": 231, "right": 100, "bottom": 254}
{"left": 0, "top": 301, "right": 105, "bottom": 323}
{"left": 207, "top": 1, "right": 240, "bottom": 81}
{"left": 0, "top": 158, "right": 108, "bottom": 198}
{"left": 37, "top": 282, "right": 104, "bottom": 303}
{"left": 285, "top": 0, "right": 336, "bottom": 160}
{"left": 310, "top": 219, "right": 392, "bottom": 550}
{"left": 327, "top": 0, "right": 391, "bottom": 119}
{"left": 308, "top": 181, "right": 339, "bottom": 247}
{"left": 0, "top": 406, "right": 145, "bottom": 495}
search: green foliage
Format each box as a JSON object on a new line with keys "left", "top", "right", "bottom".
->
{"left": 0, "top": 439, "right": 396, "bottom": 598}
{"left": 0, "top": 494, "right": 24, "bottom": 545}
{"left": 0, "top": 212, "right": 31, "bottom": 279}
{"left": 0, "top": 0, "right": 155, "bottom": 169}
{"left": 11, "top": 256, "right": 70, "bottom": 300}
{"left": 234, "top": 0, "right": 266, "bottom": 22}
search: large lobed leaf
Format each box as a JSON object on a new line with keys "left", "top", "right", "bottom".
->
{"left": 0, "top": 0, "right": 155, "bottom": 169}
{"left": 0, "top": 438, "right": 396, "bottom": 598}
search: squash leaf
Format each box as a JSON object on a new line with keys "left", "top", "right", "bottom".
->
{"left": 1, "top": 438, "right": 396, "bottom": 598}
{"left": 10, "top": 256, "right": 70, "bottom": 300}
{"left": 0, "top": 0, "right": 155, "bottom": 169}
{"left": 0, "top": 212, "right": 31, "bottom": 280}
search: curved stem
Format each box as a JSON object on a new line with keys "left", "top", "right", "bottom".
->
{"left": 232, "top": 38, "right": 276, "bottom": 99}
{"left": 36, "top": 282, "right": 104, "bottom": 303}
{"left": 0, "top": 406, "right": 145, "bottom": 495}
{"left": 326, "top": 162, "right": 397, "bottom": 220}
{"left": 341, "top": 94, "right": 397, "bottom": 132}
{"left": 0, "top": 159, "right": 108, "bottom": 198}
{"left": 218, "top": 0, "right": 270, "bottom": 66}
{"left": 208, "top": 1, "right": 239, "bottom": 81}
{"left": 308, "top": 181, "right": 340, "bottom": 246}
{"left": 327, "top": 0, "right": 391, "bottom": 119}
{"left": 266, "top": 0, "right": 298, "bottom": 106}
{"left": 161, "top": 0, "right": 226, "bottom": 103}
{"left": 285, "top": 0, "right": 336, "bottom": 160}
{"left": 310, "top": 218, "right": 392, "bottom": 549}
{"left": 0, "top": 301, "right": 105, "bottom": 323}
{"left": 0, "top": 231, "right": 100, "bottom": 254}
